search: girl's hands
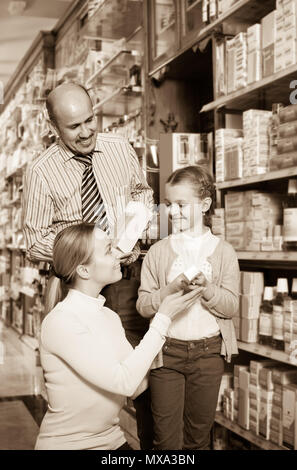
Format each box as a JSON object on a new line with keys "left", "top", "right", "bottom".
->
{"left": 159, "top": 288, "right": 204, "bottom": 320}
{"left": 184, "top": 272, "right": 215, "bottom": 301}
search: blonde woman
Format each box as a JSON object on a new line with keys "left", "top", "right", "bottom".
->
{"left": 35, "top": 223, "right": 203, "bottom": 450}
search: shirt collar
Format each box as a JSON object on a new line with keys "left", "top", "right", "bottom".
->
{"left": 172, "top": 227, "right": 211, "bottom": 242}
{"left": 67, "top": 288, "right": 106, "bottom": 311}
{"left": 58, "top": 135, "right": 102, "bottom": 162}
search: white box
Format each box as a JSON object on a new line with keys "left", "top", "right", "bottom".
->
{"left": 116, "top": 201, "right": 152, "bottom": 253}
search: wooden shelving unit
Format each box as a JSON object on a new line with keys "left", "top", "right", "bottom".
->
{"left": 237, "top": 341, "right": 297, "bottom": 366}
{"left": 215, "top": 412, "right": 289, "bottom": 451}
{"left": 202, "top": 62, "right": 297, "bottom": 113}
{"left": 86, "top": 49, "right": 142, "bottom": 88}
{"left": 216, "top": 167, "right": 297, "bottom": 190}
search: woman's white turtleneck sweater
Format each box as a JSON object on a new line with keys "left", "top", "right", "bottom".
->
{"left": 35, "top": 288, "right": 171, "bottom": 450}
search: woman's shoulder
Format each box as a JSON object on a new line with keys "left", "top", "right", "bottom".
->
{"left": 41, "top": 301, "right": 82, "bottom": 335}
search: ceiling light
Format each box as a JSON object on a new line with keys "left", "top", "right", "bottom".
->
{"left": 8, "top": 1, "right": 27, "bottom": 16}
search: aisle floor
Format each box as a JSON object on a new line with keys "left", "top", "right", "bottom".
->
{"left": 0, "top": 322, "right": 47, "bottom": 450}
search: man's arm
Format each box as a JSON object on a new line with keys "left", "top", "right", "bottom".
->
{"left": 22, "top": 167, "right": 56, "bottom": 262}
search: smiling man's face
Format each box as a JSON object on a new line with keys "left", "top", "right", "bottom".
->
{"left": 50, "top": 84, "right": 97, "bottom": 155}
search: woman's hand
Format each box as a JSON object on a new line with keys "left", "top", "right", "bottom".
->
{"left": 159, "top": 288, "right": 204, "bottom": 320}
{"left": 113, "top": 248, "right": 133, "bottom": 266}
{"left": 160, "top": 274, "right": 189, "bottom": 302}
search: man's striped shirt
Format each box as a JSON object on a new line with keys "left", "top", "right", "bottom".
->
{"left": 22, "top": 133, "right": 154, "bottom": 262}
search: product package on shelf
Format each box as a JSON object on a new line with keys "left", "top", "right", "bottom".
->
{"left": 247, "top": 23, "right": 262, "bottom": 84}
{"left": 282, "top": 383, "right": 297, "bottom": 449}
{"left": 215, "top": 129, "right": 243, "bottom": 183}
{"left": 262, "top": 10, "right": 277, "bottom": 78}
{"left": 226, "top": 33, "right": 247, "bottom": 93}
{"left": 242, "top": 109, "right": 272, "bottom": 177}
{"left": 225, "top": 190, "right": 282, "bottom": 251}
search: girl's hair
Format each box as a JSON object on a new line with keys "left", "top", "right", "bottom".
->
{"left": 166, "top": 165, "right": 215, "bottom": 228}
{"left": 44, "top": 223, "right": 95, "bottom": 319}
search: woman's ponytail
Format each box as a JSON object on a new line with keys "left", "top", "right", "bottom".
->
{"left": 43, "top": 276, "right": 67, "bottom": 321}
{"left": 42, "top": 223, "right": 95, "bottom": 320}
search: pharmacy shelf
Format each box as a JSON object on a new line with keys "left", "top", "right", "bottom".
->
{"left": 186, "top": 0, "right": 202, "bottom": 14}
{"left": 216, "top": 167, "right": 297, "bottom": 189}
{"left": 6, "top": 162, "right": 27, "bottom": 180}
{"left": 236, "top": 251, "right": 297, "bottom": 263}
{"left": 93, "top": 86, "right": 143, "bottom": 117}
{"left": 198, "top": 0, "right": 274, "bottom": 44}
{"left": 6, "top": 245, "right": 26, "bottom": 252}
{"left": 237, "top": 341, "right": 297, "bottom": 366}
{"left": 10, "top": 323, "right": 23, "bottom": 336}
{"left": 201, "top": 62, "right": 297, "bottom": 113}
{"left": 215, "top": 412, "right": 288, "bottom": 450}
{"left": 80, "top": 0, "right": 143, "bottom": 41}
{"left": 86, "top": 49, "right": 142, "bottom": 88}
{"left": 159, "top": 21, "right": 175, "bottom": 36}
{"left": 7, "top": 196, "right": 21, "bottom": 207}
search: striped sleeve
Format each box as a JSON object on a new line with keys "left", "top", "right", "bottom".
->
{"left": 22, "top": 167, "right": 56, "bottom": 262}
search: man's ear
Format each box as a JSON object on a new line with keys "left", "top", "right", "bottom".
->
{"left": 76, "top": 265, "right": 90, "bottom": 280}
{"left": 48, "top": 120, "right": 59, "bottom": 139}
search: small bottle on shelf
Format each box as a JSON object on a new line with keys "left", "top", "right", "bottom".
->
{"left": 283, "top": 178, "right": 297, "bottom": 251}
{"left": 259, "top": 286, "right": 274, "bottom": 346}
{"left": 291, "top": 278, "right": 297, "bottom": 300}
{"left": 209, "top": 0, "right": 217, "bottom": 21}
{"left": 202, "top": 0, "right": 209, "bottom": 25}
{"left": 269, "top": 103, "right": 283, "bottom": 164}
{"left": 272, "top": 278, "right": 289, "bottom": 351}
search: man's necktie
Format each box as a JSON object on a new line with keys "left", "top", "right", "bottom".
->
{"left": 73, "top": 154, "right": 109, "bottom": 232}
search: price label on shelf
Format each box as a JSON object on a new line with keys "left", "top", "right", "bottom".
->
{"left": 266, "top": 349, "right": 272, "bottom": 357}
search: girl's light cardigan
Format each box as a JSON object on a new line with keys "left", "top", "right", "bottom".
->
{"left": 137, "top": 236, "right": 240, "bottom": 364}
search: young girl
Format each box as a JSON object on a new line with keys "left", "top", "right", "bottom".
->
{"left": 35, "top": 223, "right": 202, "bottom": 450}
{"left": 137, "top": 165, "right": 240, "bottom": 450}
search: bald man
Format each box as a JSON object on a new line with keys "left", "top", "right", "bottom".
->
{"left": 22, "top": 82, "right": 154, "bottom": 449}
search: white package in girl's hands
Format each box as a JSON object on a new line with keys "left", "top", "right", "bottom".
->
{"left": 116, "top": 201, "right": 152, "bottom": 253}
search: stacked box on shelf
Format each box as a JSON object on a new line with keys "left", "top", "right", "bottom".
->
{"left": 233, "top": 365, "right": 249, "bottom": 426}
{"left": 226, "top": 37, "right": 236, "bottom": 94}
{"left": 218, "top": 372, "right": 234, "bottom": 412}
{"left": 226, "top": 33, "right": 247, "bottom": 94}
{"left": 261, "top": 10, "right": 277, "bottom": 78}
{"left": 215, "top": 129, "right": 243, "bottom": 183}
{"left": 283, "top": 0, "right": 297, "bottom": 69}
{"left": 271, "top": 368, "right": 297, "bottom": 445}
{"left": 242, "top": 110, "right": 272, "bottom": 178}
{"left": 275, "top": 1, "right": 285, "bottom": 72}
{"left": 249, "top": 360, "right": 279, "bottom": 435}
{"left": 223, "top": 388, "right": 235, "bottom": 422}
{"left": 234, "top": 33, "right": 247, "bottom": 91}
{"left": 238, "top": 368, "right": 250, "bottom": 430}
{"left": 282, "top": 383, "right": 297, "bottom": 449}
{"left": 247, "top": 24, "right": 262, "bottom": 84}
{"left": 225, "top": 191, "right": 282, "bottom": 251}
{"left": 284, "top": 294, "right": 297, "bottom": 354}
{"left": 271, "top": 104, "right": 297, "bottom": 169}
{"left": 240, "top": 272, "right": 264, "bottom": 343}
